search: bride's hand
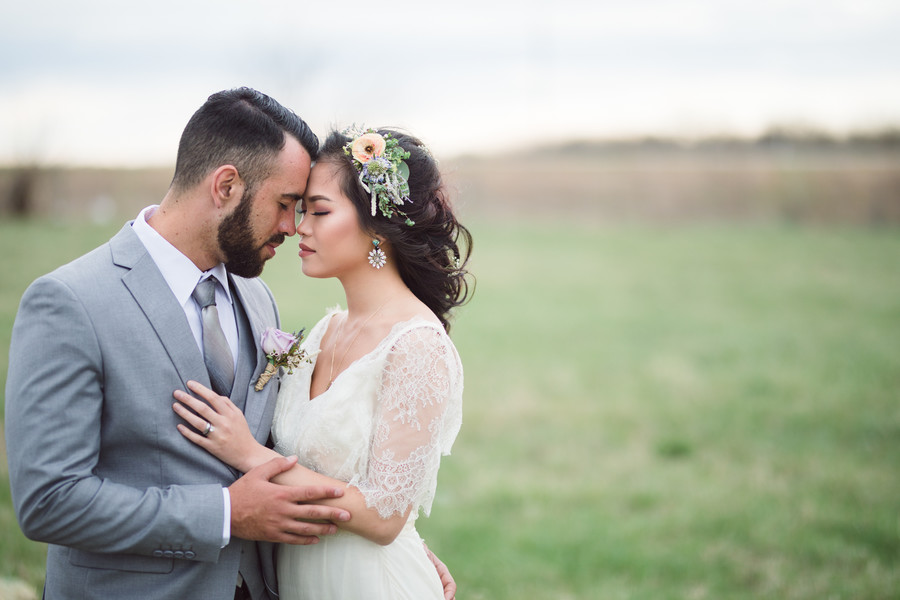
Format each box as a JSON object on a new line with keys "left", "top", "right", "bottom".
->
{"left": 172, "top": 380, "right": 266, "bottom": 473}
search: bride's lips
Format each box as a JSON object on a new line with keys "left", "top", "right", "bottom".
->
{"left": 298, "top": 243, "right": 315, "bottom": 258}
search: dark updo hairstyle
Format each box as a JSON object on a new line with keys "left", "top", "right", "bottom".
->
{"left": 319, "top": 128, "right": 473, "bottom": 332}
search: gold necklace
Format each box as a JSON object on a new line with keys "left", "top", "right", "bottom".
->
{"left": 328, "top": 296, "right": 395, "bottom": 387}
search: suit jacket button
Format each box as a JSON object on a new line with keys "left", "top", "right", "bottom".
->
{"left": 153, "top": 550, "right": 163, "bottom": 558}
{"left": 184, "top": 551, "right": 196, "bottom": 559}
{"left": 174, "top": 551, "right": 184, "bottom": 559}
{"left": 163, "top": 550, "right": 174, "bottom": 558}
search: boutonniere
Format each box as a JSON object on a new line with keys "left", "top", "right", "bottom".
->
{"left": 254, "top": 327, "right": 318, "bottom": 391}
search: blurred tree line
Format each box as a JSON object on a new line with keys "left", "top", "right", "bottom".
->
{"left": 2, "top": 127, "right": 899, "bottom": 225}
{"left": 528, "top": 126, "right": 900, "bottom": 157}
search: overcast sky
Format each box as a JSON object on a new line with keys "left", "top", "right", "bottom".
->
{"left": 2, "top": 0, "right": 899, "bottom": 165}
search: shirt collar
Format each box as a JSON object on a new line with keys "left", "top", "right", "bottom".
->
{"left": 131, "top": 205, "right": 233, "bottom": 307}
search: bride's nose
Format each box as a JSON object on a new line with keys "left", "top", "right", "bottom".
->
{"left": 296, "top": 215, "right": 311, "bottom": 238}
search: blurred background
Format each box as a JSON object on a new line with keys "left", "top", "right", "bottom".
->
{"left": 1, "top": 1, "right": 898, "bottom": 598}
{"left": 2, "top": 0, "right": 899, "bottom": 224}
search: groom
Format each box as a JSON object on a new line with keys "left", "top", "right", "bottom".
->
{"left": 5, "top": 88, "right": 454, "bottom": 600}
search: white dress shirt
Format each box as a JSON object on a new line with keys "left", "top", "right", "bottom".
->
{"left": 131, "top": 205, "right": 235, "bottom": 546}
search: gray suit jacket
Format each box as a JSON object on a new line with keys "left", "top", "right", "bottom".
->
{"left": 5, "top": 224, "right": 282, "bottom": 599}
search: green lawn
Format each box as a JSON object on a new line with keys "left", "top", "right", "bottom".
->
{"left": 2, "top": 218, "right": 898, "bottom": 599}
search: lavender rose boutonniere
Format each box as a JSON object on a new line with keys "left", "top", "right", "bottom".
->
{"left": 253, "top": 327, "right": 317, "bottom": 391}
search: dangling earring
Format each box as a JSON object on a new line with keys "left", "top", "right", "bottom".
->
{"left": 368, "top": 239, "right": 387, "bottom": 269}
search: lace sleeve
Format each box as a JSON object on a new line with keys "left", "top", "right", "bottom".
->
{"left": 349, "top": 324, "right": 463, "bottom": 519}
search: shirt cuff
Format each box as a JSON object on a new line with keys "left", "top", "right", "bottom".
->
{"left": 222, "top": 487, "right": 231, "bottom": 547}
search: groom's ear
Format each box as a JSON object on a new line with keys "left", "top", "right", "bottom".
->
{"left": 210, "top": 164, "right": 245, "bottom": 209}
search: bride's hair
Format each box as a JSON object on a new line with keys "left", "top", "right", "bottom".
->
{"left": 318, "top": 128, "right": 474, "bottom": 332}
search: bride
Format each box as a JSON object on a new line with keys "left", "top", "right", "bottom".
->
{"left": 173, "top": 126, "right": 473, "bottom": 599}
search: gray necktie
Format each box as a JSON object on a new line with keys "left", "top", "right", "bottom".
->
{"left": 191, "top": 277, "right": 234, "bottom": 396}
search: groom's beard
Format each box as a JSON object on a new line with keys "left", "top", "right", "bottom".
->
{"left": 218, "top": 190, "right": 285, "bottom": 278}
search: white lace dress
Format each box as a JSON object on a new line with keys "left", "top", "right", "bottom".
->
{"left": 271, "top": 308, "right": 463, "bottom": 600}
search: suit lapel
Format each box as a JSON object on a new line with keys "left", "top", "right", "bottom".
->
{"left": 230, "top": 276, "right": 272, "bottom": 442}
{"left": 111, "top": 225, "right": 209, "bottom": 391}
{"left": 110, "top": 225, "right": 275, "bottom": 441}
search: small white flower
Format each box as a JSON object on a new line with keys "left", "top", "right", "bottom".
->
{"left": 368, "top": 246, "right": 387, "bottom": 269}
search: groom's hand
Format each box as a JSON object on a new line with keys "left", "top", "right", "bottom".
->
{"left": 229, "top": 455, "right": 351, "bottom": 544}
{"left": 424, "top": 542, "right": 457, "bottom": 600}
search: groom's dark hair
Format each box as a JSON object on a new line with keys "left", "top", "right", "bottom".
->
{"left": 170, "top": 87, "right": 318, "bottom": 196}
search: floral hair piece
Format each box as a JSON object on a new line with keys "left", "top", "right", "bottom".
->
{"left": 342, "top": 126, "right": 415, "bottom": 226}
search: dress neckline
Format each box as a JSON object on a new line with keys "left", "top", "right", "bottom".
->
{"left": 306, "top": 309, "right": 443, "bottom": 402}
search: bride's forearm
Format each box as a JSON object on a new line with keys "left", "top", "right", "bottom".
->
{"left": 269, "top": 460, "right": 332, "bottom": 488}
{"left": 270, "top": 463, "right": 410, "bottom": 546}
{"left": 235, "top": 445, "right": 282, "bottom": 474}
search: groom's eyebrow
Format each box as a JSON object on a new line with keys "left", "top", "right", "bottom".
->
{"left": 282, "top": 193, "right": 303, "bottom": 201}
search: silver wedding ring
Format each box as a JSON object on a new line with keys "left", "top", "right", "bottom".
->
{"left": 202, "top": 422, "right": 214, "bottom": 437}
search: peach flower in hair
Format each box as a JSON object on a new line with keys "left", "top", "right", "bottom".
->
{"left": 350, "top": 132, "right": 386, "bottom": 163}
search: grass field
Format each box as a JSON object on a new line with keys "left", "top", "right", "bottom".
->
{"left": 1, "top": 217, "right": 898, "bottom": 599}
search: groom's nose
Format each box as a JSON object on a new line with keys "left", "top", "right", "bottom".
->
{"left": 278, "top": 213, "right": 297, "bottom": 237}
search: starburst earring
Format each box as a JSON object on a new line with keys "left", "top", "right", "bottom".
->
{"left": 368, "top": 239, "right": 387, "bottom": 269}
